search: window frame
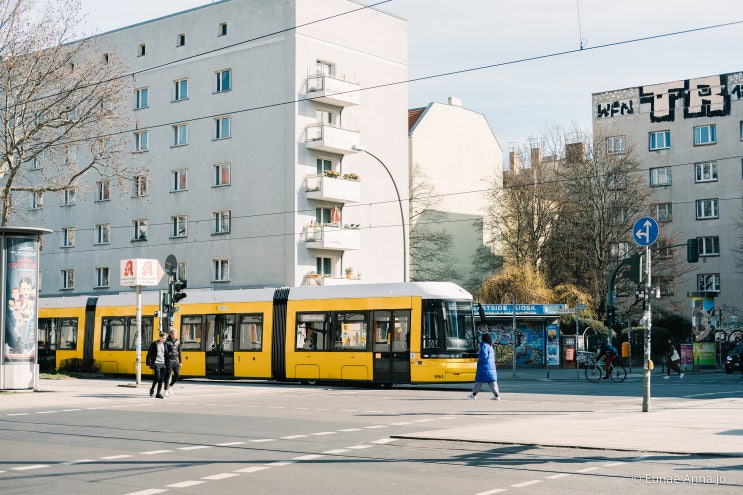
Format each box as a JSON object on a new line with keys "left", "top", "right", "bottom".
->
{"left": 215, "top": 116, "right": 231, "bottom": 140}
{"left": 214, "top": 163, "right": 231, "bottom": 187}
{"left": 61, "top": 227, "right": 75, "bottom": 248}
{"left": 213, "top": 210, "right": 231, "bottom": 234}
{"left": 134, "top": 130, "right": 149, "bottom": 152}
{"left": 693, "top": 124, "right": 717, "bottom": 146}
{"left": 172, "top": 169, "right": 188, "bottom": 192}
{"left": 654, "top": 202, "right": 673, "bottom": 222}
{"left": 95, "top": 267, "right": 110, "bottom": 288}
{"left": 606, "top": 135, "right": 627, "bottom": 155}
{"left": 62, "top": 188, "right": 76, "bottom": 206}
{"left": 695, "top": 199, "right": 719, "bottom": 220}
{"left": 133, "top": 175, "right": 148, "bottom": 197}
{"left": 697, "top": 273, "right": 721, "bottom": 292}
{"left": 173, "top": 123, "right": 188, "bottom": 146}
{"left": 95, "top": 223, "right": 110, "bottom": 245}
{"left": 96, "top": 180, "right": 110, "bottom": 202}
{"left": 171, "top": 215, "right": 188, "bottom": 238}
{"left": 697, "top": 236, "right": 720, "bottom": 257}
{"left": 216, "top": 69, "right": 232, "bottom": 92}
{"left": 135, "top": 87, "right": 149, "bottom": 109}
{"left": 649, "top": 166, "right": 672, "bottom": 186}
{"left": 213, "top": 258, "right": 230, "bottom": 282}
{"left": 133, "top": 219, "right": 148, "bottom": 241}
{"left": 694, "top": 161, "right": 718, "bottom": 183}
{"left": 174, "top": 78, "right": 189, "bottom": 101}
{"left": 61, "top": 269, "right": 74, "bottom": 290}
{"left": 649, "top": 130, "right": 671, "bottom": 151}
{"left": 31, "top": 191, "right": 43, "bottom": 210}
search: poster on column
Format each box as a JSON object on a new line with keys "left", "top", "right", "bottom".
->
{"left": 4, "top": 238, "right": 38, "bottom": 362}
{"left": 546, "top": 324, "right": 560, "bottom": 366}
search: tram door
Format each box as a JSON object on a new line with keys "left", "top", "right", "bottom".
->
{"left": 372, "top": 310, "right": 411, "bottom": 384}
{"left": 205, "top": 314, "right": 235, "bottom": 376}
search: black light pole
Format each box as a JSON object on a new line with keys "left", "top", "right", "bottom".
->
{"left": 352, "top": 145, "right": 407, "bottom": 282}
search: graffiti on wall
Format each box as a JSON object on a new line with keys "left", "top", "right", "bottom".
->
{"left": 596, "top": 73, "right": 742, "bottom": 122}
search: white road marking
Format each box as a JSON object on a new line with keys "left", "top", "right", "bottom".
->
{"left": 12, "top": 465, "right": 49, "bottom": 471}
{"left": 602, "top": 462, "right": 624, "bottom": 467}
{"left": 370, "top": 438, "right": 395, "bottom": 444}
{"left": 293, "top": 454, "right": 325, "bottom": 461}
{"left": 101, "top": 455, "right": 132, "bottom": 460}
{"left": 323, "top": 449, "right": 349, "bottom": 454}
{"left": 576, "top": 467, "right": 600, "bottom": 473}
{"left": 64, "top": 459, "right": 96, "bottom": 464}
{"left": 390, "top": 421, "right": 413, "bottom": 425}
{"left": 167, "top": 480, "right": 205, "bottom": 488}
{"left": 141, "top": 450, "right": 172, "bottom": 455}
{"left": 250, "top": 438, "right": 275, "bottom": 443}
{"left": 311, "top": 431, "right": 336, "bottom": 436}
{"left": 268, "top": 461, "right": 295, "bottom": 467}
{"left": 202, "top": 472, "right": 240, "bottom": 480}
{"left": 362, "top": 425, "right": 387, "bottom": 429}
{"left": 124, "top": 490, "right": 167, "bottom": 495}
{"left": 281, "top": 435, "right": 308, "bottom": 439}
{"left": 338, "top": 428, "right": 362, "bottom": 432}
{"left": 7, "top": 413, "right": 29, "bottom": 416}
{"left": 234, "top": 466, "right": 270, "bottom": 473}
{"left": 545, "top": 473, "right": 571, "bottom": 479}
{"left": 347, "top": 445, "right": 373, "bottom": 450}
{"left": 512, "top": 480, "right": 542, "bottom": 487}
{"left": 178, "top": 445, "right": 212, "bottom": 451}
{"left": 474, "top": 489, "right": 507, "bottom": 495}
{"left": 35, "top": 410, "right": 59, "bottom": 414}
{"left": 216, "top": 441, "right": 245, "bottom": 446}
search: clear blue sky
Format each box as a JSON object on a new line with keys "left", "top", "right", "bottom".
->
{"left": 79, "top": 0, "right": 743, "bottom": 151}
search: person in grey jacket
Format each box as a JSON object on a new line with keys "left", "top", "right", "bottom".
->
{"left": 467, "top": 332, "right": 500, "bottom": 400}
{"left": 146, "top": 331, "right": 172, "bottom": 399}
{"left": 165, "top": 327, "right": 183, "bottom": 396}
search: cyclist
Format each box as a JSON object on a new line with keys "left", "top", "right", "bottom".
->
{"left": 596, "top": 341, "right": 617, "bottom": 379}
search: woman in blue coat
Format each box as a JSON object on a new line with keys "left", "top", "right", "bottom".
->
{"left": 467, "top": 332, "right": 500, "bottom": 400}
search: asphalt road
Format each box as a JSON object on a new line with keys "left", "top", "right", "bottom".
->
{"left": 0, "top": 374, "right": 740, "bottom": 494}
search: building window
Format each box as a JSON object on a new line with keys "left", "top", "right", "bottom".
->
{"left": 134, "top": 130, "right": 148, "bottom": 152}
{"left": 214, "top": 163, "right": 231, "bottom": 186}
{"left": 171, "top": 215, "right": 187, "bottom": 238}
{"left": 740, "top": 121, "right": 743, "bottom": 140}
{"left": 173, "top": 124, "right": 188, "bottom": 146}
{"left": 606, "top": 136, "right": 626, "bottom": 155}
{"left": 697, "top": 236, "right": 720, "bottom": 257}
{"left": 606, "top": 172, "right": 628, "bottom": 191}
{"left": 649, "top": 167, "right": 671, "bottom": 186}
{"left": 174, "top": 78, "right": 188, "bottom": 101}
{"left": 31, "top": 192, "right": 43, "bottom": 210}
{"left": 95, "top": 224, "right": 110, "bottom": 245}
{"left": 216, "top": 69, "right": 231, "bottom": 92}
{"left": 316, "top": 109, "right": 333, "bottom": 125}
{"left": 62, "top": 188, "right": 76, "bottom": 206}
{"left": 133, "top": 175, "right": 147, "bottom": 197}
{"left": 103, "top": 53, "right": 110, "bottom": 64}
{"left": 95, "top": 267, "right": 109, "bottom": 288}
{"left": 697, "top": 273, "right": 720, "bottom": 292}
{"left": 696, "top": 199, "right": 719, "bottom": 219}
{"left": 138, "top": 44, "right": 145, "bottom": 57}
{"left": 213, "top": 210, "right": 231, "bottom": 234}
{"left": 213, "top": 259, "right": 230, "bottom": 282}
{"left": 653, "top": 239, "right": 673, "bottom": 259}
{"left": 316, "top": 60, "right": 334, "bottom": 76}
{"left": 31, "top": 154, "right": 42, "bottom": 170}
{"left": 317, "top": 158, "right": 332, "bottom": 174}
{"left": 610, "top": 242, "right": 630, "bottom": 259}
{"left": 176, "top": 261, "right": 187, "bottom": 282}
{"left": 61, "top": 269, "right": 74, "bottom": 289}
{"left": 177, "top": 33, "right": 186, "bottom": 46}
{"left": 694, "top": 161, "right": 718, "bottom": 183}
{"left": 316, "top": 257, "right": 332, "bottom": 277}
{"left": 135, "top": 87, "right": 149, "bottom": 109}
{"left": 96, "top": 180, "right": 110, "bottom": 201}
{"left": 654, "top": 202, "right": 672, "bottom": 222}
{"left": 133, "top": 219, "right": 148, "bottom": 241}
{"left": 219, "top": 22, "right": 228, "bottom": 36}
{"left": 172, "top": 169, "right": 188, "bottom": 191}
{"left": 693, "top": 124, "right": 716, "bottom": 146}
{"left": 61, "top": 227, "right": 75, "bottom": 247}
{"left": 649, "top": 130, "right": 670, "bottom": 150}
{"left": 215, "top": 116, "right": 231, "bottom": 139}
{"left": 316, "top": 207, "right": 335, "bottom": 225}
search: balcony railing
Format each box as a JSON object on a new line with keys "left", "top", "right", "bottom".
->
{"left": 304, "top": 272, "right": 362, "bottom": 286}
{"left": 305, "top": 174, "right": 361, "bottom": 204}
{"left": 305, "top": 75, "right": 360, "bottom": 107}
{"left": 305, "top": 123, "right": 359, "bottom": 155}
{"left": 305, "top": 223, "right": 360, "bottom": 251}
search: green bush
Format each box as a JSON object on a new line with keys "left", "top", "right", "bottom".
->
{"left": 58, "top": 358, "right": 100, "bottom": 373}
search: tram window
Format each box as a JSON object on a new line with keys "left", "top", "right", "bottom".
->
{"left": 238, "top": 314, "right": 263, "bottom": 351}
{"left": 126, "top": 316, "right": 153, "bottom": 350}
{"left": 206, "top": 314, "right": 234, "bottom": 351}
{"left": 444, "top": 301, "right": 475, "bottom": 352}
{"left": 334, "top": 312, "right": 368, "bottom": 350}
{"left": 101, "top": 318, "right": 126, "bottom": 350}
{"left": 181, "top": 315, "right": 203, "bottom": 350}
{"left": 296, "top": 313, "right": 330, "bottom": 351}
{"left": 391, "top": 311, "right": 410, "bottom": 352}
{"left": 59, "top": 318, "right": 78, "bottom": 350}
{"left": 422, "top": 301, "right": 442, "bottom": 351}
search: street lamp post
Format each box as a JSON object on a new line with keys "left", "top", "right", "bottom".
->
{"left": 352, "top": 145, "right": 407, "bottom": 282}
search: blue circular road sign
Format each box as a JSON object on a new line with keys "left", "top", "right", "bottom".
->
{"left": 633, "top": 217, "right": 659, "bottom": 246}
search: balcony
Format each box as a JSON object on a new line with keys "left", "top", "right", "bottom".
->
{"left": 304, "top": 272, "right": 362, "bottom": 286}
{"left": 305, "top": 75, "right": 359, "bottom": 107}
{"left": 305, "top": 123, "right": 360, "bottom": 155}
{"left": 305, "top": 223, "right": 360, "bottom": 251}
{"left": 305, "top": 173, "right": 361, "bottom": 204}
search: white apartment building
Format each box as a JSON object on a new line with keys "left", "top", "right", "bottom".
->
{"left": 593, "top": 71, "right": 743, "bottom": 320}
{"left": 408, "top": 97, "right": 503, "bottom": 287}
{"left": 30, "top": 0, "right": 408, "bottom": 296}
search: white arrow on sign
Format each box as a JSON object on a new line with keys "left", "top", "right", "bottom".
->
{"left": 635, "top": 219, "right": 653, "bottom": 243}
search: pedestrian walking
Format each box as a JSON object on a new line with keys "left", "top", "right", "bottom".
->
{"left": 165, "top": 327, "right": 182, "bottom": 396}
{"left": 467, "top": 332, "right": 500, "bottom": 400}
{"left": 664, "top": 337, "right": 684, "bottom": 379}
{"left": 146, "top": 331, "right": 172, "bottom": 398}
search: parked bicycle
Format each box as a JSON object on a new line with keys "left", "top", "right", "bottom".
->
{"left": 585, "top": 354, "right": 627, "bottom": 383}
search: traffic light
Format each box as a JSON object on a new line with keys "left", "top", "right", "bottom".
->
{"left": 686, "top": 238, "right": 699, "bottom": 263}
{"left": 161, "top": 290, "right": 171, "bottom": 315}
{"left": 622, "top": 253, "right": 644, "bottom": 284}
{"left": 172, "top": 279, "right": 187, "bottom": 304}
{"left": 607, "top": 305, "right": 616, "bottom": 320}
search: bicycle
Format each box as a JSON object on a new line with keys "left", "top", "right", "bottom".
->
{"left": 585, "top": 355, "right": 627, "bottom": 383}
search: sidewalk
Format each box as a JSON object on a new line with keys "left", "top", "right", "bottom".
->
{"left": 402, "top": 367, "right": 743, "bottom": 457}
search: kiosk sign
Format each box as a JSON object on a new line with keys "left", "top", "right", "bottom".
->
{"left": 120, "top": 259, "right": 165, "bottom": 287}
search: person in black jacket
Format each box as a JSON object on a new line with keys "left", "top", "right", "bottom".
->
{"left": 146, "top": 331, "right": 172, "bottom": 398}
{"left": 165, "top": 327, "right": 182, "bottom": 396}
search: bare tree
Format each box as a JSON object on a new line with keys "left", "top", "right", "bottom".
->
{"left": 0, "top": 0, "right": 134, "bottom": 226}
{"left": 408, "top": 163, "right": 460, "bottom": 281}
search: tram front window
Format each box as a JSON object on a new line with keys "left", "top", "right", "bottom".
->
{"left": 422, "top": 299, "right": 476, "bottom": 354}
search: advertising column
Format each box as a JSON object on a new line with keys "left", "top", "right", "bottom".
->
{"left": 1, "top": 227, "right": 51, "bottom": 390}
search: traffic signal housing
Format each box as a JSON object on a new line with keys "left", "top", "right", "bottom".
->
{"left": 172, "top": 279, "right": 187, "bottom": 304}
{"left": 622, "top": 253, "right": 644, "bottom": 284}
{"left": 686, "top": 238, "right": 699, "bottom": 263}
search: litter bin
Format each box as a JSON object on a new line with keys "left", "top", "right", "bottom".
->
{"left": 621, "top": 341, "right": 630, "bottom": 358}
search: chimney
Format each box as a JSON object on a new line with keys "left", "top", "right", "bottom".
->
{"left": 508, "top": 151, "right": 520, "bottom": 174}
{"left": 565, "top": 142, "right": 586, "bottom": 162}
{"left": 448, "top": 97, "right": 462, "bottom": 107}
{"left": 530, "top": 147, "right": 542, "bottom": 167}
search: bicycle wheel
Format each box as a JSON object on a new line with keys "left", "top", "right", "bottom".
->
{"left": 585, "top": 365, "right": 602, "bottom": 382}
{"left": 610, "top": 364, "right": 627, "bottom": 383}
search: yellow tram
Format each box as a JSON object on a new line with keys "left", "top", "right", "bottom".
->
{"left": 38, "top": 282, "right": 477, "bottom": 385}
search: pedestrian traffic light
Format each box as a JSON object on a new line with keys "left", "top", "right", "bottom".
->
{"left": 607, "top": 305, "right": 616, "bottom": 320}
{"left": 686, "top": 238, "right": 699, "bottom": 263}
{"left": 161, "top": 290, "right": 171, "bottom": 315}
{"left": 622, "top": 253, "right": 644, "bottom": 284}
{"left": 172, "top": 279, "right": 187, "bottom": 304}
